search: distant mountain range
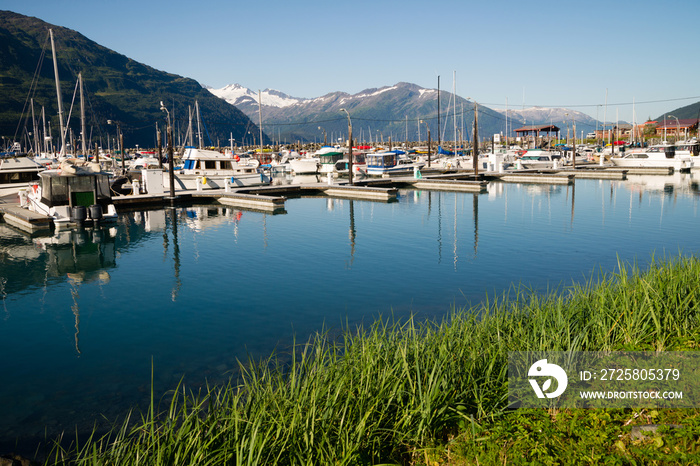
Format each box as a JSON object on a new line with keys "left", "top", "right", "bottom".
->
{"left": 209, "top": 83, "right": 605, "bottom": 145}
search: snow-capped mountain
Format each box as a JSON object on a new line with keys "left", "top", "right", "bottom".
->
{"left": 207, "top": 82, "right": 600, "bottom": 143}
{"left": 209, "top": 84, "right": 303, "bottom": 108}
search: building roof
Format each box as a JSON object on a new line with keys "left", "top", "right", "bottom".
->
{"left": 513, "top": 124, "right": 560, "bottom": 133}
{"left": 655, "top": 118, "right": 699, "bottom": 129}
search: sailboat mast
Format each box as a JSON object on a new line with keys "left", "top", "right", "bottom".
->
{"left": 49, "top": 29, "right": 66, "bottom": 156}
{"left": 258, "top": 90, "right": 263, "bottom": 155}
{"left": 79, "top": 72, "right": 87, "bottom": 156}
{"left": 453, "top": 71, "right": 457, "bottom": 149}
{"left": 31, "top": 99, "right": 40, "bottom": 155}
{"left": 195, "top": 101, "right": 202, "bottom": 149}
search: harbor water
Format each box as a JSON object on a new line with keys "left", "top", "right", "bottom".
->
{"left": 0, "top": 172, "right": 699, "bottom": 454}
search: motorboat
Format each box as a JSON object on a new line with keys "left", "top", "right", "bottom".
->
{"left": 0, "top": 153, "right": 45, "bottom": 197}
{"left": 315, "top": 146, "right": 345, "bottom": 174}
{"left": 610, "top": 144, "right": 693, "bottom": 171}
{"left": 21, "top": 164, "right": 118, "bottom": 229}
{"left": 172, "top": 147, "right": 270, "bottom": 189}
{"left": 365, "top": 150, "right": 424, "bottom": 176}
{"left": 334, "top": 150, "right": 367, "bottom": 175}
{"left": 516, "top": 149, "right": 562, "bottom": 169}
{"left": 289, "top": 156, "right": 320, "bottom": 174}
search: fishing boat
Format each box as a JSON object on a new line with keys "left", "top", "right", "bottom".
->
{"left": 610, "top": 144, "right": 693, "bottom": 171}
{"left": 22, "top": 164, "right": 118, "bottom": 229}
{"left": 365, "top": 150, "right": 424, "bottom": 176}
{"left": 0, "top": 152, "right": 46, "bottom": 197}
{"left": 172, "top": 147, "right": 270, "bottom": 189}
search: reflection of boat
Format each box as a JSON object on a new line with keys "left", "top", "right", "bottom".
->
{"left": 611, "top": 144, "right": 693, "bottom": 171}
{"left": 23, "top": 169, "right": 118, "bottom": 228}
{"left": 623, "top": 171, "right": 699, "bottom": 195}
{"left": 0, "top": 154, "right": 45, "bottom": 196}
{"left": 174, "top": 147, "right": 270, "bottom": 189}
{"left": 366, "top": 151, "right": 424, "bottom": 176}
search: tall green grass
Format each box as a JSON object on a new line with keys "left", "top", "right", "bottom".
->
{"left": 47, "top": 255, "right": 700, "bottom": 465}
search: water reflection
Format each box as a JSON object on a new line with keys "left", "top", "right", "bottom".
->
{"left": 0, "top": 174, "right": 699, "bottom": 457}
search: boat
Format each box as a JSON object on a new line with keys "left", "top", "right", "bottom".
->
{"left": 365, "top": 150, "right": 424, "bottom": 176}
{"left": 516, "top": 149, "right": 562, "bottom": 169}
{"left": 289, "top": 155, "right": 320, "bottom": 174}
{"left": 334, "top": 150, "right": 367, "bottom": 175}
{"left": 171, "top": 147, "right": 270, "bottom": 189}
{"left": 610, "top": 144, "right": 693, "bottom": 171}
{"left": 0, "top": 152, "right": 46, "bottom": 197}
{"left": 315, "top": 146, "right": 345, "bottom": 174}
{"left": 22, "top": 165, "right": 118, "bottom": 229}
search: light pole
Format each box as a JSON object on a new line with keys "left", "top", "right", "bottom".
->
{"left": 160, "top": 101, "right": 175, "bottom": 202}
{"left": 318, "top": 126, "right": 327, "bottom": 146}
{"left": 420, "top": 120, "right": 431, "bottom": 167}
{"left": 668, "top": 115, "right": 680, "bottom": 142}
{"left": 340, "top": 108, "right": 353, "bottom": 185}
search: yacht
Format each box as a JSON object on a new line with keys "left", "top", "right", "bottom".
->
{"left": 172, "top": 147, "right": 270, "bottom": 189}
{"left": 611, "top": 144, "right": 693, "bottom": 171}
{"left": 0, "top": 153, "right": 45, "bottom": 197}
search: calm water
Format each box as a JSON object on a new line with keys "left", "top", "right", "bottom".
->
{"left": 1, "top": 172, "right": 699, "bottom": 453}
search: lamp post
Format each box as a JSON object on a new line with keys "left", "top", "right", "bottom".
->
{"left": 340, "top": 108, "right": 353, "bottom": 185}
{"left": 160, "top": 101, "right": 175, "bottom": 202}
{"left": 318, "top": 126, "right": 327, "bottom": 146}
{"left": 668, "top": 115, "right": 680, "bottom": 142}
{"left": 107, "top": 120, "right": 125, "bottom": 172}
{"left": 420, "top": 120, "right": 431, "bottom": 167}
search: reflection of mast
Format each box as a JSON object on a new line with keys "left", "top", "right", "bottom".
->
{"left": 472, "top": 193, "right": 479, "bottom": 258}
{"left": 169, "top": 209, "right": 181, "bottom": 301}
{"left": 570, "top": 182, "right": 575, "bottom": 227}
{"left": 437, "top": 192, "right": 442, "bottom": 263}
{"left": 69, "top": 278, "right": 81, "bottom": 355}
{"left": 348, "top": 200, "right": 356, "bottom": 267}
{"left": 453, "top": 193, "right": 458, "bottom": 269}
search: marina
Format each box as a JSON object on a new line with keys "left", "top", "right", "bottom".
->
{"left": 1, "top": 169, "right": 699, "bottom": 455}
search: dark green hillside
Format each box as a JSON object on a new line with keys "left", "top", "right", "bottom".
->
{"left": 656, "top": 101, "right": 700, "bottom": 121}
{"left": 0, "top": 10, "right": 266, "bottom": 150}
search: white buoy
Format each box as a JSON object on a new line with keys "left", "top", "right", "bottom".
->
{"left": 327, "top": 172, "right": 333, "bottom": 185}
{"left": 224, "top": 177, "right": 232, "bottom": 193}
{"left": 132, "top": 180, "right": 140, "bottom": 195}
{"left": 195, "top": 177, "right": 203, "bottom": 191}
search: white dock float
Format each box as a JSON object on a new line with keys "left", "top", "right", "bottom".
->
{"left": 495, "top": 173, "right": 574, "bottom": 185}
{"left": 217, "top": 192, "right": 286, "bottom": 212}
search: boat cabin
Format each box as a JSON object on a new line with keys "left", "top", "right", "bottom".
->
{"left": 367, "top": 152, "right": 398, "bottom": 169}
{"left": 36, "top": 171, "right": 112, "bottom": 209}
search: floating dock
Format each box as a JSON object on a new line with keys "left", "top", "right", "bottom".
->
{"left": 0, "top": 203, "right": 52, "bottom": 233}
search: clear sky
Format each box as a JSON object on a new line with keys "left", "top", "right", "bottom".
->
{"left": 4, "top": 0, "right": 699, "bottom": 123}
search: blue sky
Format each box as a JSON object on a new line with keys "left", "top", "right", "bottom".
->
{"left": 5, "top": 0, "right": 700, "bottom": 123}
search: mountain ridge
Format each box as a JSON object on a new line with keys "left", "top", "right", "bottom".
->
{"left": 0, "top": 10, "right": 267, "bottom": 150}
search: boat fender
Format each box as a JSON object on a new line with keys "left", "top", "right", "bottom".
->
{"left": 202, "top": 176, "right": 207, "bottom": 185}
{"left": 234, "top": 155, "right": 240, "bottom": 161}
